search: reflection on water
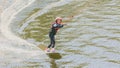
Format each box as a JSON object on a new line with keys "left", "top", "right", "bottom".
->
{"left": 11, "top": 0, "right": 120, "bottom": 68}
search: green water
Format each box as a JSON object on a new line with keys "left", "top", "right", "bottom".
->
{"left": 11, "top": 0, "right": 120, "bottom": 68}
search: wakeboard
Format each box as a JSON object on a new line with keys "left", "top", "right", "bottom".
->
{"left": 38, "top": 45, "right": 62, "bottom": 59}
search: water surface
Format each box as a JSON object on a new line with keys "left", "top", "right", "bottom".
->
{"left": 11, "top": 0, "right": 120, "bottom": 68}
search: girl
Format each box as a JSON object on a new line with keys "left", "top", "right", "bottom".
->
{"left": 45, "top": 17, "right": 66, "bottom": 52}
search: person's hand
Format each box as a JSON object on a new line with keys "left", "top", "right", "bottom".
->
{"left": 62, "top": 23, "right": 67, "bottom": 25}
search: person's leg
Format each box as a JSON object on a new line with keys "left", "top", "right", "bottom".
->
{"left": 51, "top": 35, "right": 55, "bottom": 52}
{"left": 47, "top": 39, "right": 52, "bottom": 48}
{"left": 46, "top": 33, "right": 53, "bottom": 52}
{"left": 47, "top": 33, "right": 53, "bottom": 48}
{"left": 47, "top": 32, "right": 56, "bottom": 52}
{"left": 52, "top": 35, "right": 55, "bottom": 48}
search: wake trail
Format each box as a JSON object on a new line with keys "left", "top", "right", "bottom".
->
{"left": 0, "top": 0, "right": 38, "bottom": 48}
{"left": 0, "top": 0, "right": 48, "bottom": 58}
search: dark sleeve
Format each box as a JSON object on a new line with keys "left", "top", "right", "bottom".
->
{"left": 52, "top": 23, "right": 63, "bottom": 28}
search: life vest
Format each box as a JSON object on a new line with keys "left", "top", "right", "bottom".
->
{"left": 49, "top": 22, "right": 63, "bottom": 35}
{"left": 51, "top": 22, "right": 60, "bottom": 31}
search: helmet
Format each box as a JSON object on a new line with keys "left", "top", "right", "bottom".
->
{"left": 55, "top": 17, "right": 62, "bottom": 20}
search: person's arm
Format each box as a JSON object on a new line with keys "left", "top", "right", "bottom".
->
{"left": 61, "top": 23, "right": 67, "bottom": 26}
{"left": 52, "top": 23, "right": 64, "bottom": 28}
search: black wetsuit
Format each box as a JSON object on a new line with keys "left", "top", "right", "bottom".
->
{"left": 48, "top": 22, "right": 64, "bottom": 48}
